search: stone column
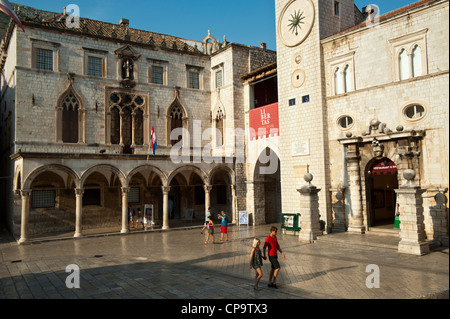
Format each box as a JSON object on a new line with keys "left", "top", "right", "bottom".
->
{"left": 204, "top": 185, "right": 212, "bottom": 216}
{"left": 120, "top": 187, "right": 130, "bottom": 234}
{"left": 231, "top": 184, "right": 237, "bottom": 223}
{"left": 346, "top": 150, "right": 365, "bottom": 233}
{"left": 74, "top": 188, "right": 84, "bottom": 238}
{"left": 162, "top": 186, "right": 171, "bottom": 230}
{"left": 396, "top": 169, "right": 430, "bottom": 256}
{"left": 298, "top": 174, "right": 322, "bottom": 243}
{"left": 18, "top": 189, "right": 32, "bottom": 245}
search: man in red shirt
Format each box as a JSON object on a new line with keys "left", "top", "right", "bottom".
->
{"left": 263, "top": 226, "right": 286, "bottom": 288}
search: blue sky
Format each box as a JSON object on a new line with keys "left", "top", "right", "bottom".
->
{"left": 12, "top": 0, "right": 418, "bottom": 50}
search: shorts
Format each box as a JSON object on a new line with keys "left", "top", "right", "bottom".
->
{"left": 269, "top": 256, "right": 281, "bottom": 270}
{"left": 220, "top": 226, "right": 228, "bottom": 233}
{"left": 208, "top": 228, "right": 214, "bottom": 235}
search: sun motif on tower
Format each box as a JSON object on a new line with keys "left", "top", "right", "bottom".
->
{"left": 287, "top": 10, "right": 305, "bottom": 36}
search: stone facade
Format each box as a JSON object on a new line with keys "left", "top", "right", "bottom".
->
{"left": 0, "top": 5, "right": 276, "bottom": 241}
{"left": 272, "top": 0, "right": 448, "bottom": 245}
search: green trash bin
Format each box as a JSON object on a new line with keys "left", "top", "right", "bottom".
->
{"left": 394, "top": 215, "right": 401, "bottom": 229}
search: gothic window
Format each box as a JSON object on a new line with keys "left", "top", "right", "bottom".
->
{"left": 399, "top": 49, "right": 410, "bottom": 80}
{"left": 62, "top": 93, "right": 79, "bottom": 143}
{"left": 344, "top": 65, "right": 352, "bottom": 93}
{"left": 134, "top": 109, "right": 144, "bottom": 146}
{"left": 108, "top": 93, "right": 147, "bottom": 153}
{"left": 111, "top": 107, "right": 121, "bottom": 145}
{"left": 122, "top": 107, "right": 133, "bottom": 153}
{"left": 411, "top": 45, "right": 423, "bottom": 78}
{"left": 169, "top": 104, "right": 185, "bottom": 146}
{"left": 329, "top": 53, "right": 355, "bottom": 96}
{"left": 334, "top": 67, "right": 343, "bottom": 95}
{"left": 390, "top": 29, "right": 428, "bottom": 81}
{"left": 56, "top": 82, "right": 85, "bottom": 144}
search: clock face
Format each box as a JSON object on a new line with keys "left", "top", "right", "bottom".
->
{"left": 278, "top": 0, "right": 315, "bottom": 47}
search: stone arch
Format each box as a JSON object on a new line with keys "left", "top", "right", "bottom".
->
{"left": 208, "top": 165, "right": 235, "bottom": 186}
{"left": 23, "top": 164, "right": 81, "bottom": 190}
{"left": 167, "top": 165, "right": 209, "bottom": 187}
{"left": 250, "top": 147, "right": 281, "bottom": 225}
{"left": 127, "top": 165, "right": 168, "bottom": 187}
{"left": 80, "top": 164, "right": 126, "bottom": 188}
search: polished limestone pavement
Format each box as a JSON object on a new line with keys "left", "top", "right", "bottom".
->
{"left": 0, "top": 223, "right": 448, "bottom": 300}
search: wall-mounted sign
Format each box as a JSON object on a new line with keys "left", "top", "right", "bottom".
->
{"left": 249, "top": 103, "right": 279, "bottom": 140}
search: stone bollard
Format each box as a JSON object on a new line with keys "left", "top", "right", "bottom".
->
{"left": 395, "top": 169, "right": 430, "bottom": 256}
{"left": 429, "top": 193, "right": 449, "bottom": 247}
{"left": 297, "top": 173, "right": 322, "bottom": 243}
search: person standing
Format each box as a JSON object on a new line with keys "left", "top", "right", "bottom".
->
{"left": 263, "top": 226, "right": 286, "bottom": 288}
{"left": 204, "top": 215, "right": 215, "bottom": 245}
{"left": 201, "top": 207, "right": 212, "bottom": 235}
{"left": 217, "top": 210, "right": 229, "bottom": 241}
{"left": 249, "top": 238, "right": 265, "bottom": 290}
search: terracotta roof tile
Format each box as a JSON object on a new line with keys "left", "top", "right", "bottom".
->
{"left": 17, "top": 8, "right": 202, "bottom": 54}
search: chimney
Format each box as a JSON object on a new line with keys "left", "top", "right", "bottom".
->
{"left": 120, "top": 18, "right": 129, "bottom": 27}
{"left": 260, "top": 43, "right": 267, "bottom": 49}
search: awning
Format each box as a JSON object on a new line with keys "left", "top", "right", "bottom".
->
{"left": 371, "top": 159, "right": 398, "bottom": 175}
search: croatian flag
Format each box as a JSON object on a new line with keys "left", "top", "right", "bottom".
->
{"left": 151, "top": 126, "right": 157, "bottom": 155}
{"left": 0, "top": 0, "right": 25, "bottom": 32}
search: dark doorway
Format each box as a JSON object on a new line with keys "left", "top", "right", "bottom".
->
{"left": 367, "top": 158, "right": 399, "bottom": 227}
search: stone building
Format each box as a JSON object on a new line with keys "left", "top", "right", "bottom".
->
{"left": 268, "top": 0, "right": 448, "bottom": 245}
{"left": 1, "top": 0, "right": 448, "bottom": 248}
{"left": 0, "top": 4, "right": 276, "bottom": 242}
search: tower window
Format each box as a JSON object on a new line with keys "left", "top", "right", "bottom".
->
{"left": 334, "top": 1, "right": 340, "bottom": 16}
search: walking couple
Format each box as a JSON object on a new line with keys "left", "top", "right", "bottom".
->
{"left": 249, "top": 226, "right": 286, "bottom": 290}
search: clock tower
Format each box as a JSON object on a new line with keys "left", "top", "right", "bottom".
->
{"left": 275, "top": 0, "right": 357, "bottom": 227}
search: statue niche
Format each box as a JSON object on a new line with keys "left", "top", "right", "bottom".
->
{"left": 115, "top": 45, "right": 141, "bottom": 88}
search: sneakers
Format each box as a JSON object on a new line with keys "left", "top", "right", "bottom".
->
{"left": 267, "top": 283, "right": 278, "bottom": 289}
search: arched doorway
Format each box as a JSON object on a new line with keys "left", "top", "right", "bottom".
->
{"left": 253, "top": 148, "right": 282, "bottom": 224}
{"left": 366, "top": 157, "right": 399, "bottom": 228}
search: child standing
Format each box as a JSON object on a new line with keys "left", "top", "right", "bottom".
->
{"left": 204, "top": 215, "right": 215, "bottom": 244}
{"left": 249, "top": 238, "right": 265, "bottom": 290}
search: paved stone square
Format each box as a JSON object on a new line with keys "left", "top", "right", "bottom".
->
{"left": 0, "top": 224, "right": 448, "bottom": 300}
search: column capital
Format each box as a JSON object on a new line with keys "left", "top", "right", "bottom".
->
{"left": 20, "top": 189, "right": 32, "bottom": 197}
{"left": 75, "top": 188, "right": 84, "bottom": 196}
{"left": 162, "top": 186, "right": 171, "bottom": 194}
{"left": 121, "top": 187, "right": 130, "bottom": 194}
{"left": 203, "top": 185, "right": 213, "bottom": 192}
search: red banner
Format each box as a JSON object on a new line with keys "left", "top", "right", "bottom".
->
{"left": 249, "top": 103, "right": 279, "bottom": 140}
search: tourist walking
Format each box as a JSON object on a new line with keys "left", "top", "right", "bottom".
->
{"left": 249, "top": 238, "right": 265, "bottom": 290}
{"left": 201, "top": 207, "right": 212, "bottom": 234}
{"left": 263, "top": 226, "right": 286, "bottom": 288}
{"left": 204, "top": 215, "right": 215, "bottom": 244}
